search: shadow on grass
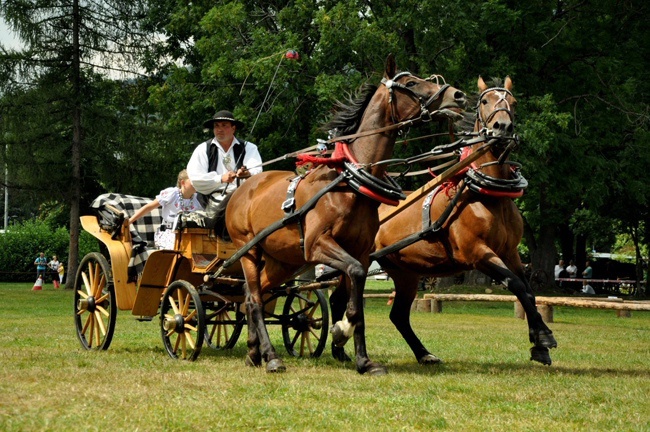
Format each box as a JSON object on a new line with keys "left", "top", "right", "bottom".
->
{"left": 379, "top": 360, "right": 650, "bottom": 379}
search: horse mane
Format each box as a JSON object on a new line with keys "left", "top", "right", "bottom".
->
{"left": 321, "top": 83, "right": 378, "bottom": 136}
{"left": 454, "top": 77, "right": 505, "bottom": 133}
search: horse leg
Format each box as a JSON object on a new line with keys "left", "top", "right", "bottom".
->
{"left": 243, "top": 284, "right": 261, "bottom": 368}
{"left": 388, "top": 270, "right": 442, "bottom": 365}
{"left": 240, "top": 256, "right": 286, "bottom": 373}
{"left": 477, "top": 257, "right": 557, "bottom": 365}
{"left": 329, "top": 278, "right": 352, "bottom": 362}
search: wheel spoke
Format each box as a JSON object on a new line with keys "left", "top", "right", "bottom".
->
{"left": 81, "top": 272, "right": 92, "bottom": 296}
{"left": 185, "top": 331, "right": 196, "bottom": 349}
{"left": 88, "top": 314, "right": 95, "bottom": 347}
{"left": 184, "top": 323, "right": 198, "bottom": 332}
{"left": 173, "top": 332, "right": 181, "bottom": 352}
{"left": 168, "top": 296, "right": 180, "bottom": 315}
{"left": 94, "top": 311, "right": 106, "bottom": 335}
{"left": 81, "top": 312, "right": 92, "bottom": 335}
{"left": 182, "top": 293, "right": 191, "bottom": 315}
{"left": 87, "top": 265, "right": 95, "bottom": 294}
{"left": 184, "top": 309, "right": 197, "bottom": 322}
{"left": 181, "top": 333, "right": 187, "bottom": 359}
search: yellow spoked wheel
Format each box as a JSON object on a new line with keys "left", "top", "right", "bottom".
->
{"left": 282, "top": 289, "right": 329, "bottom": 358}
{"left": 160, "top": 280, "right": 205, "bottom": 361}
{"left": 74, "top": 253, "right": 117, "bottom": 351}
{"left": 204, "top": 302, "right": 245, "bottom": 350}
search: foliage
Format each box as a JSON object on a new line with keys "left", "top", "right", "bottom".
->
{"left": 0, "top": 219, "right": 97, "bottom": 282}
{"left": 1, "top": 0, "right": 649, "bottom": 281}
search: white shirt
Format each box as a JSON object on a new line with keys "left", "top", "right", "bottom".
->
{"left": 156, "top": 187, "right": 203, "bottom": 229}
{"left": 554, "top": 265, "right": 564, "bottom": 278}
{"left": 187, "top": 138, "right": 263, "bottom": 195}
{"left": 566, "top": 264, "right": 577, "bottom": 277}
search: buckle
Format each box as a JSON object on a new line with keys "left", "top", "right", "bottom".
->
{"left": 281, "top": 198, "right": 295, "bottom": 212}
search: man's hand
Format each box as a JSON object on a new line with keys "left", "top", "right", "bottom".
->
{"left": 236, "top": 167, "right": 251, "bottom": 178}
{"left": 221, "top": 171, "right": 238, "bottom": 183}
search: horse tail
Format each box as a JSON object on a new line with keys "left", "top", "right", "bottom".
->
{"left": 208, "top": 192, "right": 234, "bottom": 241}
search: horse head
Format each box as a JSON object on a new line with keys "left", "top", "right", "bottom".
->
{"left": 343, "top": 55, "right": 466, "bottom": 175}
{"left": 466, "top": 76, "right": 521, "bottom": 183}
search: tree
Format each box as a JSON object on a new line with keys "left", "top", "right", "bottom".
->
{"left": 1, "top": 0, "right": 154, "bottom": 287}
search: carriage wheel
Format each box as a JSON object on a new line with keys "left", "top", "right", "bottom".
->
{"left": 204, "top": 302, "right": 245, "bottom": 350}
{"left": 282, "top": 289, "right": 329, "bottom": 358}
{"left": 419, "top": 276, "right": 438, "bottom": 292}
{"left": 528, "top": 269, "right": 550, "bottom": 293}
{"left": 160, "top": 280, "right": 205, "bottom": 361}
{"left": 74, "top": 252, "right": 117, "bottom": 351}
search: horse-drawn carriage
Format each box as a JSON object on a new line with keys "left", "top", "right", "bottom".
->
{"left": 74, "top": 56, "right": 557, "bottom": 372}
{"left": 74, "top": 194, "right": 334, "bottom": 361}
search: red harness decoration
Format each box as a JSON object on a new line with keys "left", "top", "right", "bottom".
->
{"left": 295, "top": 143, "right": 347, "bottom": 168}
{"left": 295, "top": 142, "right": 400, "bottom": 206}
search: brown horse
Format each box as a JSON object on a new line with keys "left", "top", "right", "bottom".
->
{"left": 372, "top": 76, "right": 557, "bottom": 366}
{"left": 222, "top": 55, "right": 466, "bottom": 374}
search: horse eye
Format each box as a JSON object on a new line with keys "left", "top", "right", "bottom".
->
{"left": 481, "top": 99, "right": 488, "bottom": 104}
{"left": 405, "top": 81, "right": 417, "bottom": 88}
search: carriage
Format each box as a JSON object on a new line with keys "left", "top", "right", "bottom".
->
{"left": 73, "top": 193, "right": 335, "bottom": 361}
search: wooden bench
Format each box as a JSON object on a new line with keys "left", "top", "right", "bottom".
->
{"left": 416, "top": 293, "right": 650, "bottom": 322}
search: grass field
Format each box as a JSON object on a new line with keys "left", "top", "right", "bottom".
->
{"left": 1, "top": 281, "right": 648, "bottom": 431}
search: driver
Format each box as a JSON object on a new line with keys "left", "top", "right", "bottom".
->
{"left": 187, "top": 110, "right": 263, "bottom": 206}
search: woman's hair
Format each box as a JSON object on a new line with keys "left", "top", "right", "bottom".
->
{"left": 177, "top": 169, "right": 189, "bottom": 188}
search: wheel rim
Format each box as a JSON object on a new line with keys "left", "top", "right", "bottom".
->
{"left": 160, "top": 281, "right": 205, "bottom": 361}
{"left": 204, "top": 302, "right": 244, "bottom": 350}
{"left": 74, "top": 253, "right": 116, "bottom": 351}
{"left": 282, "top": 289, "right": 329, "bottom": 358}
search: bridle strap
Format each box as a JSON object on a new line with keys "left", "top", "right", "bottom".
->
{"left": 327, "top": 73, "right": 453, "bottom": 144}
{"left": 477, "top": 87, "right": 514, "bottom": 129}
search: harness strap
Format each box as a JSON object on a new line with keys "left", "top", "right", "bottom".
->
{"left": 282, "top": 175, "right": 303, "bottom": 215}
{"left": 370, "top": 180, "right": 469, "bottom": 261}
{"left": 214, "top": 172, "right": 347, "bottom": 275}
{"left": 421, "top": 187, "right": 440, "bottom": 229}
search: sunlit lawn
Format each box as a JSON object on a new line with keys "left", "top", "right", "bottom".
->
{"left": 1, "top": 281, "right": 648, "bottom": 431}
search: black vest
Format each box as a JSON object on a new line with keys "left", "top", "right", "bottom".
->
{"left": 206, "top": 138, "right": 247, "bottom": 172}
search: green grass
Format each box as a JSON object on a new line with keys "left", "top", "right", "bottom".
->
{"left": 1, "top": 282, "right": 649, "bottom": 431}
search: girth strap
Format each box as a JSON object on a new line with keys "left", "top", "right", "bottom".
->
{"left": 370, "top": 180, "right": 469, "bottom": 261}
{"left": 282, "top": 175, "right": 303, "bottom": 215}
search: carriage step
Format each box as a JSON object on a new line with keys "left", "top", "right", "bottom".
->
{"left": 135, "top": 316, "right": 155, "bottom": 322}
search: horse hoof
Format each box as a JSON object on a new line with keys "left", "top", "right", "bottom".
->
{"left": 332, "top": 345, "right": 351, "bottom": 362}
{"left": 530, "top": 346, "right": 552, "bottom": 366}
{"left": 537, "top": 332, "right": 558, "bottom": 349}
{"left": 245, "top": 354, "right": 261, "bottom": 368}
{"left": 364, "top": 364, "right": 388, "bottom": 376}
{"left": 266, "top": 358, "right": 286, "bottom": 373}
{"left": 418, "top": 354, "right": 443, "bottom": 365}
{"left": 330, "top": 324, "right": 350, "bottom": 348}
{"left": 358, "top": 362, "right": 388, "bottom": 376}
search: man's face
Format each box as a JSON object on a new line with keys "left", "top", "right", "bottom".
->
{"left": 213, "top": 121, "right": 236, "bottom": 142}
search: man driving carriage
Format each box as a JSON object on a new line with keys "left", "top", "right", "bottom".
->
{"left": 187, "top": 110, "right": 263, "bottom": 207}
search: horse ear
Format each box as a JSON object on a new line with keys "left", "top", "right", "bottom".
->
{"left": 477, "top": 75, "right": 487, "bottom": 92}
{"left": 385, "top": 54, "right": 397, "bottom": 79}
{"left": 504, "top": 76, "right": 513, "bottom": 90}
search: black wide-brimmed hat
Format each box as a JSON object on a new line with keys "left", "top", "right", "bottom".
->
{"left": 203, "top": 110, "right": 245, "bottom": 129}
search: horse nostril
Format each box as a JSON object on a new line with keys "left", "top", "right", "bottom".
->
{"left": 454, "top": 91, "right": 466, "bottom": 106}
{"left": 507, "top": 124, "right": 514, "bottom": 133}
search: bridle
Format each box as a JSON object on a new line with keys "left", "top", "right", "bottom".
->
{"left": 329, "top": 72, "right": 456, "bottom": 144}
{"left": 382, "top": 72, "right": 452, "bottom": 124}
{"left": 476, "top": 87, "right": 515, "bottom": 131}
{"left": 475, "top": 86, "right": 518, "bottom": 164}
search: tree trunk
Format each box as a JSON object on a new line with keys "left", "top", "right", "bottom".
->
{"left": 66, "top": 0, "right": 82, "bottom": 289}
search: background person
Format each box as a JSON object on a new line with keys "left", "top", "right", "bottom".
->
{"left": 57, "top": 261, "right": 65, "bottom": 285}
{"left": 34, "top": 252, "right": 47, "bottom": 281}
{"left": 186, "top": 110, "right": 262, "bottom": 207}
{"left": 566, "top": 260, "right": 578, "bottom": 278}
{"left": 129, "top": 169, "right": 202, "bottom": 250}
{"left": 48, "top": 255, "right": 61, "bottom": 288}
{"left": 582, "top": 260, "right": 594, "bottom": 294}
{"left": 554, "top": 259, "right": 565, "bottom": 279}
